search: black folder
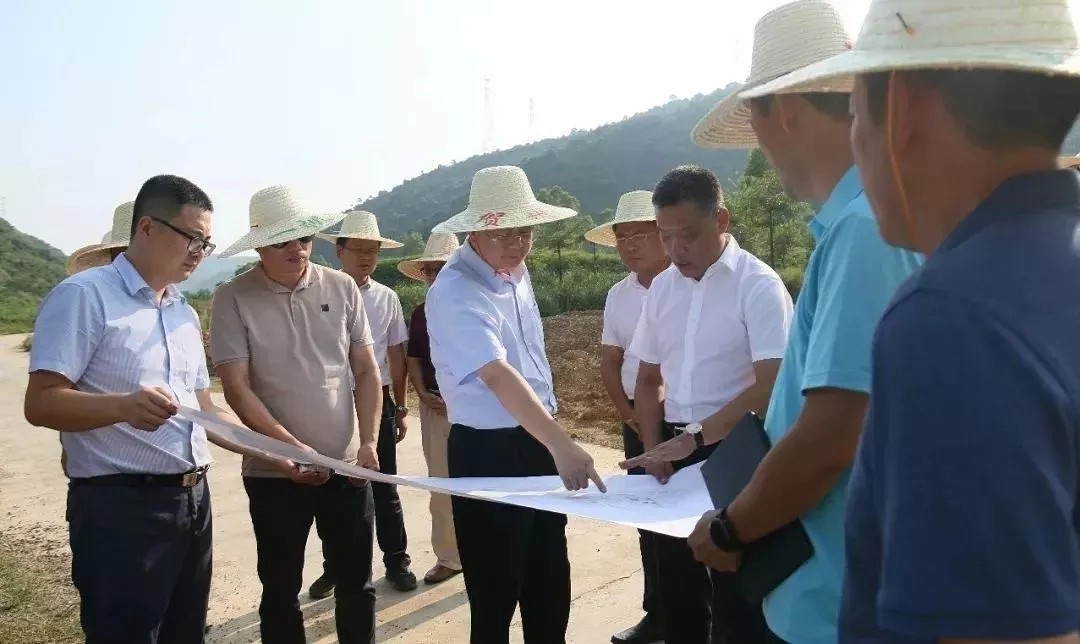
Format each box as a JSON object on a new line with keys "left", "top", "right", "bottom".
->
{"left": 700, "top": 412, "right": 814, "bottom": 604}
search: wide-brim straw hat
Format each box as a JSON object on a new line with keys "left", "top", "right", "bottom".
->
{"left": 742, "top": 0, "right": 1080, "bottom": 100}
{"left": 218, "top": 186, "right": 348, "bottom": 258}
{"left": 1061, "top": 154, "right": 1080, "bottom": 168}
{"left": 397, "top": 232, "right": 460, "bottom": 281}
{"left": 431, "top": 165, "right": 577, "bottom": 234}
{"left": 65, "top": 201, "right": 134, "bottom": 275}
{"left": 691, "top": 0, "right": 855, "bottom": 149}
{"left": 315, "top": 210, "right": 403, "bottom": 248}
{"left": 584, "top": 190, "right": 656, "bottom": 247}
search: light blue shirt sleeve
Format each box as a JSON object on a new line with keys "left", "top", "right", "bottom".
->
{"left": 428, "top": 281, "right": 507, "bottom": 386}
{"left": 28, "top": 281, "right": 104, "bottom": 384}
{"left": 802, "top": 213, "right": 911, "bottom": 394}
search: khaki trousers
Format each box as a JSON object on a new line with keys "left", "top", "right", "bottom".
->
{"left": 419, "top": 400, "right": 460, "bottom": 570}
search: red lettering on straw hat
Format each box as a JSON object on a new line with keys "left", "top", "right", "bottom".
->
{"left": 478, "top": 211, "right": 506, "bottom": 227}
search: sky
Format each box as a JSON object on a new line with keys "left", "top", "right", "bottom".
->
{"left": 0, "top": 0, "right": 871, "bottom": 255}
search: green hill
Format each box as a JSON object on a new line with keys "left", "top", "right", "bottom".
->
{"left": 0, "top": 218, "right": 68, "bottom": 333}
{"left": 314, "top": 85, "right": 752, "bottom": 262}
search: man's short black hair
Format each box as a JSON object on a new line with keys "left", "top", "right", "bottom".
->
{"left": 864, "top": 69, "right": 1080, "bottom": 152}
{"left": 131, "top": 175, "right": 213, "bottom": 237}
{"left": 652, "top": 165, "right": 725, "bottom": 215}
{"left": 749, "top": 92, "right": 852, "bottom": 121}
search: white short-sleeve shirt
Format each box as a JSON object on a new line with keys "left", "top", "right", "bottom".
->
{"left": 630, "top": 235, "right": 793, "bottom": 424}
{"left": 427, "top": 242, "right": 557, "bottom": 429}
{"left": 601, "top": 273, "right": 649, "bottom": 398}
{"left": 358, "top": 279, "right": 408, "bottom": 386}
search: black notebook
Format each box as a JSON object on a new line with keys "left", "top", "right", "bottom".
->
{"left": 700, "top": 412, "right": 814, "bottom": 604}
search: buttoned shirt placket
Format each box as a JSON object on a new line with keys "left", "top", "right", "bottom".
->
{"left": 677, "top": 276, "right": 707, "bottom": 422}
{"left": 506, "top": 276, "right": 556, "bottom": 413}
{"left": 150, "top": 286, "right": 198, "bottom": 464}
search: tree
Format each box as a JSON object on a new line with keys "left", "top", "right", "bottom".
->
{"left": 399, "top": 232, "right": 425, "bottom": 256}
{"left": 727, "top": 154, "right": 813, "bottom": 272}
{"left": 534, "top": 187, "right": 596, "bottom": 311}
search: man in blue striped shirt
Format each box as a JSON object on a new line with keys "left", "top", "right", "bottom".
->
{"left": 25, "top": 174, "right": 237, "bottom": 644}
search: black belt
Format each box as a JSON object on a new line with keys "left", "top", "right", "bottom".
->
{"left": 70, "top": 466, "right": 209, "bottom": 489}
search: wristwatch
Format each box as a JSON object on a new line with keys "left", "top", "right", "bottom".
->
{"left": 709, "top": 506, "right": 746, "bottom": 552}
{"left": 396, "top": 405, "right": 409, "bottom": 417}
{"left": 683, "top": 422, "right": 706, "bottom": 449}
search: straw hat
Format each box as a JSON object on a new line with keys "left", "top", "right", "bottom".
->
{"left": 691, "top": 0, "right": 854, "bottom": 149}
{"left": 431, "top": 165, "right": 577, "bottom": 234}
{"left": 65, "top": 201, "right": 134, "bottom": 275}
{"left": 218, "top": 186, "right": 348, "bottom": 258}
{"left": 1061, "top": 154, "right": 1080, "bottom": 168}
{"left": 742, "top": 0, "right": 1080, "bottom": 100}
{"left": 583, "top": 191, "right": 656, "bottom": 247}
{"left": 397, "top": 232, "right": 461, "bottom": 282}
{"left": 315, "top": 210, "right": 403, "bottom": 248}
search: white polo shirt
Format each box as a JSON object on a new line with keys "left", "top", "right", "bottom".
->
{"left": 601, "top": 273, "right": 649, "bottom": 398}
{"left": 427, "top": 242, "right": 557, "bottom": 430}
{"left": 358, "top": 278, "right": 408, "bottom": 387}
{"left": 630, "top": 235, "right": 793, "bottom": 424}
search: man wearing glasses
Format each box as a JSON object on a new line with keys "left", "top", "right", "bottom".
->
{"left": 210, "top": 187, "right": 384, "bottom": 644}
{"left": 427, "top": 165, "right": 605, "bottom": 643}
{"left": 585, "top": 190, "right": 671, "bottom": 644}
{"left": 25, "top": 175, "right": 238, "bottom": 643}
{"left": 307, "top": 210, "right": 418, "bottom": 598}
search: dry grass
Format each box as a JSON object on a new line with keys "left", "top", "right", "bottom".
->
{"left": 544, "top": 311, "right": 623, "bottom": 450}
{"left": 18, "top": 334, "right": 31, "bottom": 352}
{"left": 0, "top": 528, "right": 81, "bottom": 644}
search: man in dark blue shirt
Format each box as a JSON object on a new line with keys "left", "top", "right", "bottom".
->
{"left": 743, "top": 0, "right": 1080, "bottom": 640}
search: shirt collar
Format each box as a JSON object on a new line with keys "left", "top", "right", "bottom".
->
{"left": 939, "top": 169, "right": 1080, "bottom": 253}
{"left": 111, "top": 252, "right": 183, "bottom": 305}
{"left": 809, "top": 165, "right": 864, "bottom": 241}
{"left": 458, "top": 240, "right": 526, "bottom": 291}
{"left": 258, "top": 261, "right": 318, "bottom": 294}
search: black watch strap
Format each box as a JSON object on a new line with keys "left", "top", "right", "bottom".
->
{"left": 694, "top": 431, "right": 706, "bottom": 449}
{"left": 709, "top": 506, "right": 745, "bottom": 552}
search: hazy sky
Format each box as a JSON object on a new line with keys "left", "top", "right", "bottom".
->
{"left": 0, "top": 0, "right": 871, "bottom": 255}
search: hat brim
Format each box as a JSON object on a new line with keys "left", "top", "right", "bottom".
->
{"left": 583, "top": 215, "right": 656, "bottom": 247}
{"left": 397, "top": 255, "right": 452, "bottom": 282}
{"left": 218, "top": 212, "right": 348, "bottom": 258}
{"left": 66, "top": 241, "right": 127, "bottom": 275}
{"left": 691, "top": 90, "right": 759, "bottom": 150}
{"left": 1060, "top": 155, "right": 1080, "bottom": 168}
{"left": 742, "top": 47, "right": 1080, "bottom": 100}
{"left": 432, "top": 202, "right": 577, "bottom": 234}
{"left": 313, "top": 231, "right": 404, "bottom": 249}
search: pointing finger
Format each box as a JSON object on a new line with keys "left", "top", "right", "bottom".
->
{"left": 587, "top": 465, "right": 607, "bottom": 493}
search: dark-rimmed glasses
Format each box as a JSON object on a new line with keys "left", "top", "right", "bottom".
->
{"left": 270, "top": 236, "right": 315, "bottom": 249}
{"left": 152, "top": 217, "right": 216, "bottom": 256}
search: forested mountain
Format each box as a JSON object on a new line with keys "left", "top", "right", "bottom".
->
{"left": 0, "top": 218, "right": 67, "bottom": 333}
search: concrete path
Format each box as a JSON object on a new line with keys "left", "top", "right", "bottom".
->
{"left": 0, "top": 335, "right": 647, "bottom": 643}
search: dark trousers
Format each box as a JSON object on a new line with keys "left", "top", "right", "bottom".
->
{"left": 448, "top": 425, "right": 570, "bottom": 644}
{"left": 66, "top": 476, "right": 212, "bottom": 644}
{"left": 245, "top": 475, "right": 376, "bottom": 644}
{"left": 651, "top": 425, "right": 767, "bottom": 644}
{"left": 622, "top": 423, "right": 660, "bottom": 619}
{"left": 319, "top": 387, "right": 410, "bottom": 575}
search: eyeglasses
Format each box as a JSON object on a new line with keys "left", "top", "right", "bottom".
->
{"left": 487, "top": 229, "right": 534, "bottom": 246}
{"left": 152, "top": 217, "right": 216, "bottom": 256}
{"left": 269, "top": 236, "right": 315, "bottom": 249}
{"left": 615, "top": 230, "right": 659, "bottom": 246}
{"left": 419, "top": 265, "right": 442, "bottom": 277}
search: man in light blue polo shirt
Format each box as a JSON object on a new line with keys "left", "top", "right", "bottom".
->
{"left": 626, "top": 3, "right": 921, "bottom": 641}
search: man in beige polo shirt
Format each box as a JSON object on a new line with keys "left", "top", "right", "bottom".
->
{"left": 210, "top": 186, "right": 383, "bottom": 644}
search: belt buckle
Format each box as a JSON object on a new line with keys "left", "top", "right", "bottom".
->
{"left": 181, "top": 471, "right": 199, "bottom": 487}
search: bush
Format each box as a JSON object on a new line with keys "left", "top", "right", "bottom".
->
{"left": 777, "top": 266, "right": 804, "bottom": 299}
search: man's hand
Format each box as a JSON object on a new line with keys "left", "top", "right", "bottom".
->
{"left": 550, "top": 438, "right": 607, "bottom": 492}
{"left": 119, "top": 386, "right": 179, "bottom": 431}
{"left": 688, "top": 510, "right": 740, "bottom": 571}
{"left": 621, "top": 433, "right": 695, "bottom": 471}
{"left": 644, "top": 460, "right": 674, "bottom": 484}
{"left": 394, "top": 410, "right": 408, "bottom": 442}
{"left": 348, "top": 443, "right": 380, "bottom": 487}
{"left": 276, "top": 442, "right": 331, "bottom": 486}
{"left": 419, "top": 391, "right": 447, "bottom": 415}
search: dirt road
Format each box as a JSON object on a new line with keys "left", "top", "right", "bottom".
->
{"left": 0, "top": 334, "right": 648, "bottom": 643}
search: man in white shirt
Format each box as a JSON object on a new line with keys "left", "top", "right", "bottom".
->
{"left": 587, "top": 190, "right": 672, "bottom": 644}
{"left": 309, "top": 210, "right": 418, "bottom": 596}
{"left": 427, "top": 165, "right": 605, "bottom": 644}
{"left": 630, "top": 165, "right": 793, "bottom": 644}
